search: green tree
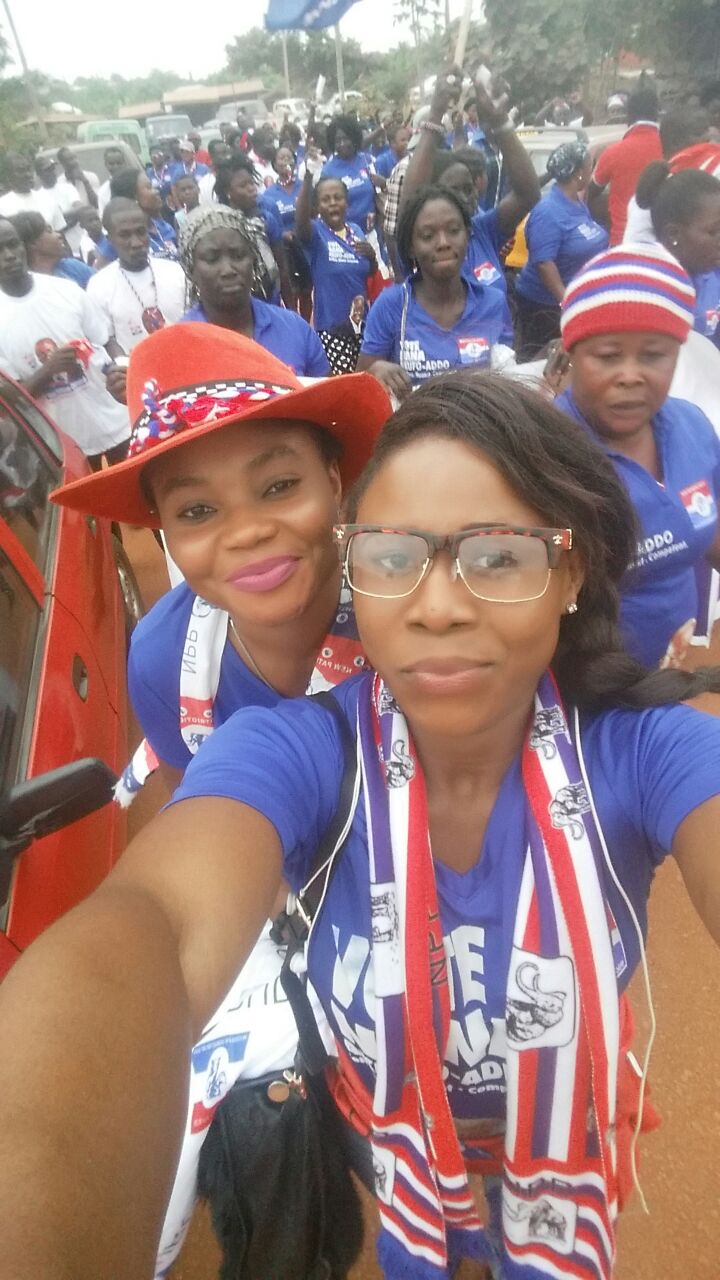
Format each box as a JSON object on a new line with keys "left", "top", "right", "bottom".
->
{"left": 484, "top": 0, "right": 589, "bottom": 110}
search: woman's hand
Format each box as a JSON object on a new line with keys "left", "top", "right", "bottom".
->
{"left": 305, "top": 145, "right": 324, "bottom": 178}
{"left": 472, "top": 70, "right": 511, "bottom": 133}
{"left": 355, "top": 239, "right": 378, "bottom": 272}
{"left": 367, "top": 359, "right": 413, "bottom": 401}
{"left": 429, "top": 66, "right": 463, "bottom": 125}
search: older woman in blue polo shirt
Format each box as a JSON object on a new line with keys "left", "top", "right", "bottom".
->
{"left": 556, "top": 244, "right": 720, "bottom": 669}
{"left": 177, "top": 205, "right": 329, "bottom": 378}
{"left": 516, "top": 141, "right": 608, "bottom": 359}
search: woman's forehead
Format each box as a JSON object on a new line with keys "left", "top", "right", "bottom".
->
{"left": 147, "top": 419, "right": 323, "bottom": 488}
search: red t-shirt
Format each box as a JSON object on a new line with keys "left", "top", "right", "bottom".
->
{"left": 593, "top": 123, "right": 663, "bottom": 244}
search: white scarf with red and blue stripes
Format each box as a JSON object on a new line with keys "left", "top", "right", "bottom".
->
{"left": 357, "top": 671, "right": 620, "bottom": 1279}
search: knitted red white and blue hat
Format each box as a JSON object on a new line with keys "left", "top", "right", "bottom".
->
{"left": 561, "top": 244, "right": 696, "bottom": 350}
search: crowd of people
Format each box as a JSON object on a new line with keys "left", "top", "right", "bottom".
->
{"left": 2, "top": 62, "right": 720, "bottom": 1280}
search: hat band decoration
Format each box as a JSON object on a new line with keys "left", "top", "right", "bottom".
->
{"left": 129, "top": 377, "right": 294, "bottom": 459}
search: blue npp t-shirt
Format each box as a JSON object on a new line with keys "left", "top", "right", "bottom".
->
{"left": 464, "top": 207, "right": 512, "bottom": 336}
{"left": 261, "top": 179, "right": 302, "bottom": 232}
{"left": 308, "top": 218, "right": 371, "bottom": 332}
{"left": 361, "top": 277, "right": 508, "bottom": 386}
{"left": 320, "top": 154, "right": 376, "bottom": 232}
{"left": 179, "top": 296, "right": 330, "bottom": 377}
{"left": 557, "top": 390, "right": 720, "bottom": 667}
{"left": 517, "top": 186, "right": 609, "bottom": 305}
{"left": 692, "top": 268, "right": 720, "bottom": 348}
{"left": 171, "top": 671, "right": 720, "bottom": 1120}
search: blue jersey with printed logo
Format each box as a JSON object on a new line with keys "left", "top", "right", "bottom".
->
{"left": 464, "top": 207, "right": 512, "bottom": 333}
{"left": 260, "top": 179, "right": 303, "bottom": 232}
{"left": 320, "top": 153, "right": 377, "bottom": 233}
{"left": 179, "top": 296, "right": 330, "bottom": 377}
{"left": 692, "top": 268, "right": 720, "bottom": 349}
{"left": 129, "top": 580, "right": 360, "bottom": 769}
{"left": 517, "top": 186, "right": 609, "bottom": 306}
{"left": 557, "top": 390, "right": 720, "bottom": 667}
{"left": 171, "top": 672, "right": 720, "bottom": 1120}
{"left": 308, "top": 218, "right": 371, "bottom": 332}
{"left": 361, "top": 276, "right": 509, "bottom": 385}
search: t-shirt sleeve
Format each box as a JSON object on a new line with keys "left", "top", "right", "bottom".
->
{"left": 472, "top": 208, "right": 503, "bottom": 254}
{"left": 262, "top": 204, "right": 283, "bottom": 247}
{"left": 80, "top": 287, "right": 111, "bottom": 347}
{"left": 361, "top": 288, "right": 401, "bottom": 359}
{"left": 526, "top": 202, "right": 564, "bottom": 264}
{"left": 169, "top": 696, "right": 347, "bottom": 889}
{"left": 592, "top": 146, "right": 615, "bottom": 190}
{"left": 126, "top": 603, "right": 190, "bottom": 769}
{"left": 604, "top": 704, "right": 720, "bottom": 860}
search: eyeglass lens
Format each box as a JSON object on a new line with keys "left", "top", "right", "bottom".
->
{"left": 346, "top": 530, "right": 552, "bottom": 602}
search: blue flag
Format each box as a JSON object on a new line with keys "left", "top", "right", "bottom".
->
{"left": 265, "top": 0, "right": 360, "bottom": 31}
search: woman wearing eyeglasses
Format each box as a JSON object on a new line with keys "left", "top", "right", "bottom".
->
{"left": 556, "top": 244, "right": 720, "bottom": 670}
{"left": 3, "top": 372, "right": 720, "bottom": 1280}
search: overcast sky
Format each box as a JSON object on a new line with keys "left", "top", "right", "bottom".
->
{"left": 3, "top": 0, "right": 470, "bottom": 84}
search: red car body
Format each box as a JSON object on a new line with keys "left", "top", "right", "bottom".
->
{"left": 0, "top": 375, "right": 128, "bottom": 978}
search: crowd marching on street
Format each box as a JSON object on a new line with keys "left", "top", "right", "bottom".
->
{"left": 2, "top": 39, "right": 720, "bottom": 1280}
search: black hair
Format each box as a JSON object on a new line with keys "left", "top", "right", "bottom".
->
{"left": 279, "top": 121, "right": 302, "bottom": 148}
{"left": 34, "top": 154, "right": 54, "bottom": 174}
{"left": 224, "top": 128, "right": 242, "bottom": 147}
{"left": 103, "top": 144, "right": 125, "bottom": 162}
{"left": 109, "top": 168, "right": 142, "bottom": 200}
{"left": 396, "top": 185, "right": 471, "bottom": 276}
{"left": 660, "top": 109, "right": 708, "bottom": 159}
{"left": 346, "top": 371, "right": 720, "bottom": 710}
{"left": 636, "top": 161, "right": 720, "bottom": 239}
{"left": 103, "top": 196, "right": 144, "bottom": 234}
{"left": 9, "top": 210, "right": 47, "bottom": 248}
{"left": 208, "top": 138, "right": 229, "bottom": 160}
{"left": 627, "top": 88, "right": 659, "bottom": 125}
{"left": 213, "top": 154, "right": 257, "bottom": 205}
{"left": 387, "top": 121, "right": 408, "bottom": 146}
{"left": 434, "top": 147, "right": 486, "bottom": 183}
{"left": 326, "top": 114, "right": 364, "bottom": 155}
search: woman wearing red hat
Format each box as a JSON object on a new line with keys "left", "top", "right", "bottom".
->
{"left": 556, "top": 243, "right": 720, "bottom": 669}
{"left": 51, "top": 322, "right": 391, "bottom": 1275}
{"left": 53, "top": 321, "right": 390, "bottom": 798}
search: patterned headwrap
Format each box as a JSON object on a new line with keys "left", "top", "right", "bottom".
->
{"left": 177, "top": 203, "right": 255, "bottom": 276}
{"left": 546, "top": 140, "right": 589, "bottom": 183}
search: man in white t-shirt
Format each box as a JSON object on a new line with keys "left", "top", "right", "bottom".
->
{"left": 0, "top": 153, "right": 66, "bottom": 232}
{"left": 0, "top": 217, "right": 130, "bottom": 464}
{"left": 34, "top": 155, "right": 87, "bottom": 256}
{"left": 87, "top": 198, "right": 186, "bottom": 360}
{"left": 198, "top": 139, "right": 232, "bottom": 206}
{"left": 56, "top": 146, "right": 101, "bottom": 205}
{"left": 98, "top": 146, "right": 130, "bottom": 216}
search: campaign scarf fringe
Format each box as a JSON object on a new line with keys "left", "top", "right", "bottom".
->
{"left": 114, "top": 586, "right": 366, "bottom": 806}
{"left": 357, "top": 672, "right": 620, "bottom": 1279}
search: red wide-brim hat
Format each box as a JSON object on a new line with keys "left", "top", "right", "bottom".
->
{"left": 51, "top": 323, "right": 392, "bottom": 527}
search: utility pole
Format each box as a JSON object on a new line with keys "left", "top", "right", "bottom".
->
{"left": 334, "top": 23, "right": 345, "bottom": 108}
{"left": 281, "top": 31, "right": 291, "bottom": 97}
{"left": 0, "top": 0, "right": 48, "bottom": 142}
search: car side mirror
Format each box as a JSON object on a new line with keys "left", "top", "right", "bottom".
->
{"left": 0, "top": 758, "right": 117, "bottom": 863}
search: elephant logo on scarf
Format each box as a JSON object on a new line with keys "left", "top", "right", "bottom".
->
{"left": 505, "top": 1196, "right": 568, "bottom": 1242}
{"left": 377, "top": 686, "right": 401, "bottom": 717}
{"left": 506, "top": 951, "right": 576, "bottom": 1049}
{"left": 384, "top": 738, "right": 415, "bottom": 787}
{"left": 528, "top": 706, "right": 568, "bottom": 758}
{"left": 549, "top": 781, "right": 590, "bottom": 839}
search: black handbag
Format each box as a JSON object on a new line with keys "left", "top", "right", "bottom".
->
{"left": 197, "top": 692, "right": 365, "bottom": 1280}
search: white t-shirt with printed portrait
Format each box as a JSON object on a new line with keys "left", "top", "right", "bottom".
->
{"left": 0, "top": 273, "right": 129, "bottom": 455}
{"left": 86, "top": 257, "right": 187, "bottom": 354}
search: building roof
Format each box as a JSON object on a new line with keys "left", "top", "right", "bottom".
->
{"left": 161, "top": 80, "right": 265, "bottom": 107}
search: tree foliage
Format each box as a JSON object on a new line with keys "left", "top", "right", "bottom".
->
{"left": 484, "top": 0, "right": 589, "bottom": 109}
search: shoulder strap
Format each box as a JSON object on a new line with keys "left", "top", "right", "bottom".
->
{"left": 275, "top": 690, "right": 360, "bottom": 1075}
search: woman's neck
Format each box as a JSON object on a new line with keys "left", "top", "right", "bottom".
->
{"left": 559, "top": 181, "right": 581, "bottom": 203}
{"left": 411, "top": 696, "right": 531, "bottom": 801}
{"left": 202, "top": 296, "right": 254, "bottom": 336}
{"left": 414, "top": 272, "right": 467, "bottom": 319}
{"left": 230, "top": 562, "right": 342, "bottom": 697}
{"left": 583, "top": 408, "right": 660, "bottom": 478}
